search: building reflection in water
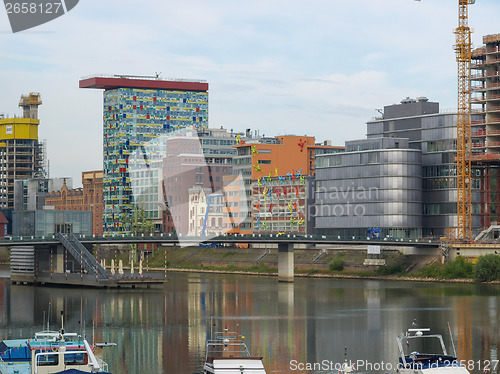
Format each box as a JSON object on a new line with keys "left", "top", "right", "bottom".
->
{"left": 0, "top": 274, "right": 498, "bottom": 374}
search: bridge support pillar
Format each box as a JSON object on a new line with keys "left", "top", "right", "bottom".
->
{"left": 278, "top": 243, "right": 294, "bottom": 282}
{"left": 55, "top": 244, "right": 65, "bottom": 273}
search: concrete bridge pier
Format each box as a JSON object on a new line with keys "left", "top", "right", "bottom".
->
{"left": 278, "top": 243, "right": 294, "bottom": 282}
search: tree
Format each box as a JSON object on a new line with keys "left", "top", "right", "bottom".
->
{"left": 473, "top": 254, "right": 500, "bottom": 282}
{"left": 124, "top": 205, "right": 154, "bottom": 235}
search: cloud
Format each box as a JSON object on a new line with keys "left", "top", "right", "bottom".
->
{"left": 1, "top": 0, "right": 499, "bottom": 184}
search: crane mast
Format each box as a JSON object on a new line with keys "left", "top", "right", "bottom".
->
{"left": 455, "top": 0, "right": 473, "bottom": 240}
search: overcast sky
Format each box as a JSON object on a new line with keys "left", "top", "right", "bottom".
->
{"left": 1, "top": 0, "right": 499, "bottom": 186}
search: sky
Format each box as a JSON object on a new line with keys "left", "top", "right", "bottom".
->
{"left": 1, "top": 0, "right": 499, "bottom": 186}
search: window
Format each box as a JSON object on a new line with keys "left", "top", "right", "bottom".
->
{"left": 36, "top": 353, "right": 59, "bottom": 366}
{"left": 65, "top": 353, "right": 87, "bottom": 366}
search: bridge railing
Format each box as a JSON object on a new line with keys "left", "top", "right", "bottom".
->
{"left": 1, "top": 232, "right": 441, "bottom": 244}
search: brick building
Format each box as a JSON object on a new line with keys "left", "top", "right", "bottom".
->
{"left": 45, "top": 170, "right": 103, "bottom": 236}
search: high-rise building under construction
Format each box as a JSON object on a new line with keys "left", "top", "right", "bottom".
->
{"left": 0, "top": 93, "right": 46, "bottom": 209}
{"left": 471, "top": 33, "right": 500, "bottom": 228}
{"left": 80, "top": 75, "right": 208, "bottom": 235}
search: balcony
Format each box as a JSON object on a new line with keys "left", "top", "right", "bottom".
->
{"left": 485, "top": 57, "right": 500, "bottom": 65}
{"left": 471, "top": 153, "right": 500, "bottom": 162}
{"left": 487, "top": 141, "right": 500, "bottom": 148}
{"left": 486, "top": 119, "right": 500, "bottom": 126}
{"left": 472, "top": 85, "right": 486, "bottom": 91}
{"left": 471, "top": 73, "right": 486, "bottom": 80}
{"left": 487, "top": 129, "right": 500, "bottom": 136}
{"left": 471, "top": 62, "right": 486, "bottom": 69}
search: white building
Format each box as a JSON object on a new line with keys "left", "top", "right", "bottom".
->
{"left": 188, "top": 186, "right": 224, "bottom": 237}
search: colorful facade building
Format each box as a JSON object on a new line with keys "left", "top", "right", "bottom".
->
{"left": 79, "top": 75, "right": 208, "bottom": 235}
{"left": 0, "top": 93, "right": 46, "bottom": 209}
{"left": 130, "top": 159, "right": 164, "bottom": 231}
{"left": 230, "top": 135, "right": 344, "bottom": 233}
{"left": 45, "top": 170, "right": 104, "bottom": 236}
{"left": 251, "top": 175, "right": 313, "bottom": 234}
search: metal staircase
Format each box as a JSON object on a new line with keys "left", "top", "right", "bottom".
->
{"left": 56, "top": 233, "right": 108, "bottom": 280}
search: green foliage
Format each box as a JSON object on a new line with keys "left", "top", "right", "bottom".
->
{"left": 419, "top": 262, "right": 444, "bottom": 278}
{"left": 419, "top": 257, "right": 473, "bottom": 279}
{"left": 329, "top": 256, "right": 345, "bottom": 271}
{"left": 124, "top": 206, "right": 154, "bottom": 235}
{"left": 474, "top": 254, "right": 500, "bottom": 282}
{"left": 222, "top": 251, "right": 236, "bottom": 258}
{"left": 442, "top": 256, "right": 473, "bottom": 279}
{"left": 376, "top": 264, "right": 405, "bottom": 275}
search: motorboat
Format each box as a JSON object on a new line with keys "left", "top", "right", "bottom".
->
{"left": 202, "top": 327, "right": 266, "bottom": 374}
{"left": 396, "top": 327, "right": 470, "bottom": 374}
{"left": 0, "top": 313, "right": 112, "bottom": 374}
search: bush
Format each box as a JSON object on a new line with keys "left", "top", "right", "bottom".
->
{"left": 442, "top": 256, "right": 474, "bottom": 279}
{"left": 376, "top": 264, "right": 405, "bottom": 275}
{"left": 329, "top": 256, "right": 345, "bottom": 271}
{"left": 420, "top": 261, "right": 444, "bottom": 278}
{"left": 474, "top": 254, "right": 500, "bottom": 282}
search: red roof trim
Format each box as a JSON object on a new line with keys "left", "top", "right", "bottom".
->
{"left": 79, "top": 77, "right": 208, "bottom": 92}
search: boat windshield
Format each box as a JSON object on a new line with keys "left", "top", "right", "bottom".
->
{"left": 205, "top": 332, "right": 251, "bottom": 360}
{"left": 401, "top": 335, "right": 447, "bottom": 357}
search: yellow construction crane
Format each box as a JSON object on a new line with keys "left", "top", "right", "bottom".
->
{"left": 455, "top": 0, "right": 474, "bottom": 241}
{"left": 416, "top": 0, "right": 475, "bottom": 240}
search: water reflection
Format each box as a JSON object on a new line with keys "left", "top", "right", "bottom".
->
{"left": 0, "top": 273, "right": 498, "bottom": 374}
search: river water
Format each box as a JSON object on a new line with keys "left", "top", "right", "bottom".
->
{"left": 0, "top": 270, "right": 498, "bottom": 374}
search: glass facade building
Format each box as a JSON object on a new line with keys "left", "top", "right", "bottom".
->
{"left": 12, "top": 210, "right": 92, "bottom": 237}
{"left": 315, "top": 138, "right": 422, "bottom": 239}
{"left": 80, "top": 76, "right": 208, "bottom": 235}
{"left": 366, "top": 98, "right": 481, "bottom": 237}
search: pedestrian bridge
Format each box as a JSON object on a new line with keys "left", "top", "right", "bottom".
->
{"left": 1, "top": 233, "right": 439, "bottom": 284}
{"left": 0, "top": 233, "right": 439, "bottom": 247}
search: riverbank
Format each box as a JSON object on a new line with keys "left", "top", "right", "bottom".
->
{"left": 2, "top": 245, "right": 498, "bottom": 284}
{"left": 133, "top": 245, "right": 498, "bottom": 284}
{"left": 163, "top": 266, "right": 486, "bottom": 284}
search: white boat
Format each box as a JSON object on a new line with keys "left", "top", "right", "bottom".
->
{"left": 202, "top": 328, "right": 266, "bottom": 374}
{"left": 0, "top": 313, "right": 112, "bottom": 374}
{"left": 396, "top": 327, "right": 470, "bottom": 374}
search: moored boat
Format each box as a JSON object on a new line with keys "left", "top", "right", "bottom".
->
{"left": 0, "top": 315, "right": 111, "bottom": 374}
{"left": 396, "top": 327, "right": 469, "bottom": 374}
{"left": 202, "top": 327, "right": 266, "bottom": 374}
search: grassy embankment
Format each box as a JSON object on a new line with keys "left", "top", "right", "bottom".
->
{"left": 98, "top": 246, "right": 500, "bottom": 283}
